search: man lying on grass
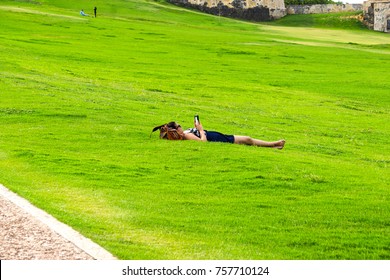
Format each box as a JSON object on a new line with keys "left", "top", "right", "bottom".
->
{"left": 152, "top": 117, "right": 285, "bottom": 149}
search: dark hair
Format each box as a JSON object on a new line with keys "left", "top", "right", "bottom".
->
{"left": 151, "top": 122, "right": 183, "bottom": 140}
{"left": 167, "top": 122, "right": 180, "bottom": 129}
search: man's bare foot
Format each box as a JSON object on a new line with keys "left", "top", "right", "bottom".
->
{"left": 273, "top": 140, "right": 285, "bottom": 149}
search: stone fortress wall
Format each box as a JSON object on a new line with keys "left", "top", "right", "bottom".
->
{"left": 363, "top": 0, "right": 390, "bottom": 32}
{"left": 286, "top": 4, "right": 362, "bottom": 15}
{"left": 168, "top": 0, "right": 390, "bottom": 32}
{"left": 167, "top": 0, "right": 287, "bottom": 21}
{"left": 168, "top": 0, "right": 363, "bottom": 20}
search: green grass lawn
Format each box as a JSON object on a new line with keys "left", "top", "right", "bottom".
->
{"left": 0, "top": 0, "right": 389, "bottom": 259}
{"left": 266, "top": 11, "right": 366, "bottom": 30}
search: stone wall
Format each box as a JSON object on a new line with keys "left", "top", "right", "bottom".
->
{"left": 168, "top": 0, "right": 390, "bottom": 28}
{"left": 363, "top": 0, "right": 390, "bottom": 32}
{"left": 167, "top": 0, "right": 286, "bottom": 21}
{"left": 286, "top": 4, "right": 363, "bottom": 15}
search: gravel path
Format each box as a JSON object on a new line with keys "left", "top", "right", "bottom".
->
{"left": 0, "top": 184, "right": 116, "bottom": 260}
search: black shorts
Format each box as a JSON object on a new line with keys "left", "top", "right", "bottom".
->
{"left": 205, "top": 131, "right": 235, "bottom": 143}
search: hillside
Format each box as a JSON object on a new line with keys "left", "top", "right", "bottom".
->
{"left": 268, "top": 11, "right": 366, "bottom": 29}
{"left": 0, "top": 0, "right": 389, "bottom": 259}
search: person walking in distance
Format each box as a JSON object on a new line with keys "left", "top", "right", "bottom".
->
{"left": 94, "top": 7, "right": 97, "bottom": 18}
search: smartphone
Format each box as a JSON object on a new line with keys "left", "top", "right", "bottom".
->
{"left": 194, "top": 115, "right": 200, "bottom": 125}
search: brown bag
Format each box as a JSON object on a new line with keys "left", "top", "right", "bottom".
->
{"left": 151, "top": 124, "right": 183, "bottom": 140}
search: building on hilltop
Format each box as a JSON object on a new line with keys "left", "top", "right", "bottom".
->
{"left": 363, "top": 0, "right": 390, "bottom": 32}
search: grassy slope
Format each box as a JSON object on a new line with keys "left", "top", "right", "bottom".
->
{"left": 267, "top": 11, "right": 366, "bottom": 30}
{"left": 0, "top": 0, "right": 389, "bottom": 259}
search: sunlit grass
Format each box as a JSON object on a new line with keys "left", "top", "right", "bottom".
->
{"left": 0, "top": 0, "right": 389, "bottom": 259}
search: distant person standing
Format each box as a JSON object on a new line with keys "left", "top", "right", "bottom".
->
{"left": 94, "top": 7, "right": 97, "bottom": 18}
